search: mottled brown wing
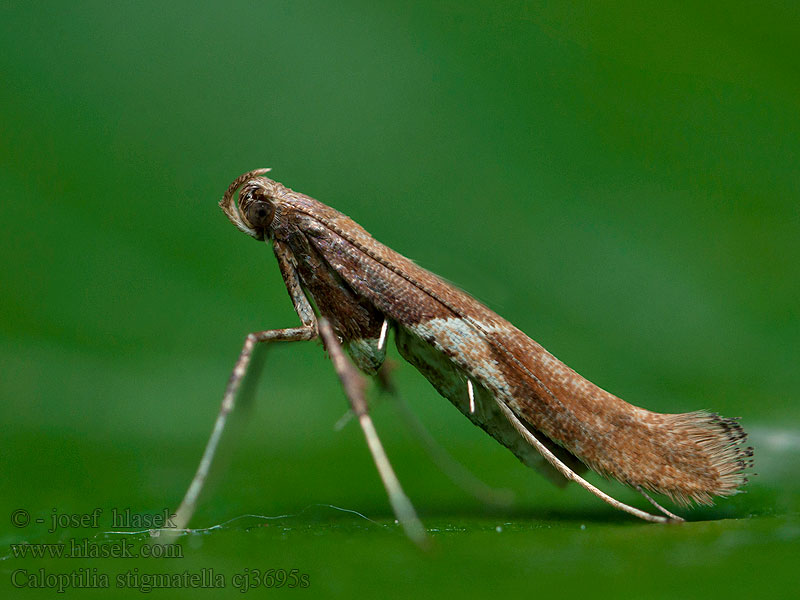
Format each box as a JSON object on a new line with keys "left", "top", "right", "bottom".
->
{"left": 275, "top": 184, "right": 751, "bottom": 504}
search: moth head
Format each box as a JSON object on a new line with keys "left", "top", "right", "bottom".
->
{"left": 219, "top": 168, "right": 276, "bottom": 240}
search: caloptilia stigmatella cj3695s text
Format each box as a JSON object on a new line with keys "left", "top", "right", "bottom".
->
{"left": 172, "top": 169, "right": 753, "bottom": 546}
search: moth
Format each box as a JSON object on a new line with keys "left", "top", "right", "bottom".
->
{"left": 174, "top": 169, "right": 753, "bottom": 544}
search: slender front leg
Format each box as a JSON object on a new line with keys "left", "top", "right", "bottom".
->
{"left": 173, "top": 240, "right": 317, "bottom": 531}
{"left": 318, "top": 318, "right": 428, "bottom": 547}
{"left": 173, "top": 325, "right": 316, "bottom": 531}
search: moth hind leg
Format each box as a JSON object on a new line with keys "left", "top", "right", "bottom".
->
{"left": 520, "top": 421, "right": 589, "bottom": 487}
{"left": 636, "top": 486, "right": 685, "bottom": 521}
{"left": 496, "top": 399, "right": 675, "bottom": 523}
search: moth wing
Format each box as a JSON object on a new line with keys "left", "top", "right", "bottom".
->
{"left": 394, "top": 324, "right": 586, "bottom": 486}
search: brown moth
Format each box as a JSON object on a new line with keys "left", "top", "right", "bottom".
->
{"left": 173, "top": 169, "right": 753, "bottom": 544}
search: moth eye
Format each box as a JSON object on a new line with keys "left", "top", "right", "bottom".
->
{"left": 243, "top": 199, "right": 275, "bottom": 230}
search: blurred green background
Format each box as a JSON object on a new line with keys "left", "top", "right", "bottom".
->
{"left": 1, "top": 1, "right": 798, "bottom": 598}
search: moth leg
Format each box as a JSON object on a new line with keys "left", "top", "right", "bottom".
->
{"left": 173, "top": 240, "right": 317, "bottom": 532}
{"left": 173, "top": 326, "right": 317, "bottom": 531}
{"left": 376, "top": 362, "right": 514, "bottom": 507}
{"left": 318, "top": 318, "right": 428, "bottom": 547}
{"left": 636, "top": 486, "right": 685, "bottom": 522}
{"left": 494, "top": 398, "right": 676, "bottom": 523}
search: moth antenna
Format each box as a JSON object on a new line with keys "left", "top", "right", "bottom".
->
{"left": 221, "top": 168, "right": 271, "bottom": 209}
{"left": 219, "top": 168, "right": 272, "bottom": 236}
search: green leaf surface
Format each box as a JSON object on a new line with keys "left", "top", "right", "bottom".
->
{"left": 1, "top": 2, "right": 798, "bottom": 598}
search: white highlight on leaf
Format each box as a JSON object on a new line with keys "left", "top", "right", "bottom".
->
{"left": 751, "top": 427, "right": 800, "bottom": 451}
{"left": 378, "top": 319, "right": 389, "bottom": 351}
{"left": 468, "top": 379, "right": 475, "bottom": 414}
